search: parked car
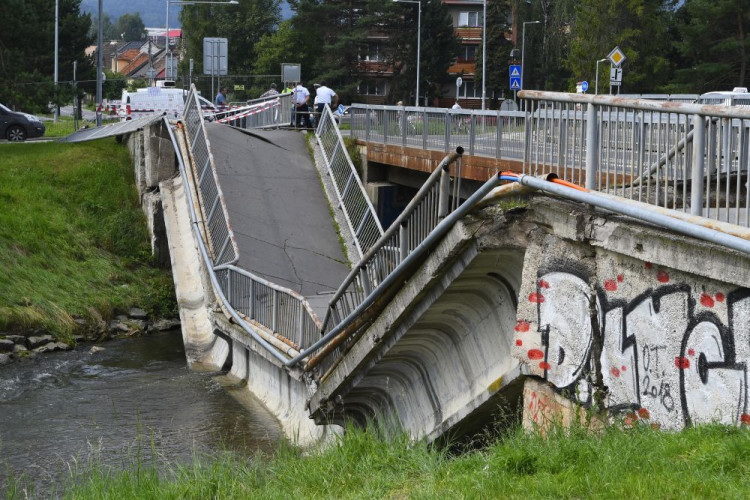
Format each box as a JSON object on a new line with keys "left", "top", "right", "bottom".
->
{"left": 0, "top": 103, "right": 46, "bottom": 141}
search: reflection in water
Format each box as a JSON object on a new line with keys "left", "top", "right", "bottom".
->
{"left": 0, "top": 331, "right": 281, "bottom": 493}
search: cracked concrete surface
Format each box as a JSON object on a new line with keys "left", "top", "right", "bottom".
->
{"left": 206, "top": 123, "right": 350, "bottom": 318}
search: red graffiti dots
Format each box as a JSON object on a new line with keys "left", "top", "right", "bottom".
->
{"left": 604, "top": 280, "right": 618, "bottom": 292}
{"left": 741, "top": 414, "right": 750, "bottom": 426}
{"left": 638, "top": 408, "right": 650, "bottom": 420}
{"left": 528, "top": 349, "right": 544, "bottom": 360}
{"left": 515, "top": 320, "right": 530, "bottom": 332}
{"left": 688, "top": 348, "right": 696, "bottom": 357}
{"left": 700, "top": 293, "right": 715, "bottom": 308}
{"left": 621, "top": 365, "right": 627, "bottom": 372}
{"left": 624, "top": 416, "right": 634, "bottom": 427}
{"left": 645, "top": 262, "right": 653, "bottom": 269}
{"left": 611, "top": 367, "right": 621, "bottom": 378}
{"left": 656, "top": 270, "right": 670, "bottom": 283}
{"left": 529, "top": 293, "right": 545, "bottom": 303}
{"left": 617, "top": 274, "right": 624, "bottom": 282}
{"left": 516, "top": 339, "right": 523, "bottom": 347}
{"left": 675, "top": 356, "right": 691, "bottom": 369}
{"left": 716, "top": 292, "right": 725, "bottom": 303}
{"left": 651, "top": 423, "right": 660, "bottom": 430}
{"left": 538, "top": 279, "right": 550, "bottom": 289}
{"left": 539, "top": 361, "right": 551, "bottom": 371}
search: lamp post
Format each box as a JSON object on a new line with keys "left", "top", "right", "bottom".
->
{"left": 166, "top": 0, "right": 238, "bottom": 81}
{"left": 54, "top": 0, "right": 59, "bottom": 122}
{"left": 520, "top": 20, "right": 540, "bottom": 92}
{"left": 481, "top": 0, "right": 486, "bottom": 110}
{"left": 394, "top": 0, "right": 421, "bottom": 107}
{"left": 594, "top": 58, "right": 607, "bottom": 95}
{"left": 96, "top": 0, "right": 103, "bottom": 126}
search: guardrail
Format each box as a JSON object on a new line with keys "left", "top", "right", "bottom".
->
{"left": 209, "top": 92, "right": 294, "bottom": 129}
{"left": 519, "top": 90, "right": 750, "bottom": 227}
{"left": 348, "top": 104, "right": 527, "bottom": 160}
{"left": 316, "top": 105, "right": 384, "bottom": 257}
{"left": 167, "top": 104, "right": 322, "bottom": 360}
{"left": 183, "top": 86, "right": 240, "bottom": 265}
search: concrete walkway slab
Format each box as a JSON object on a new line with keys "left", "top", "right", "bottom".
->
{"left": 206, "top": 123, "right": 350, "bottom": 317}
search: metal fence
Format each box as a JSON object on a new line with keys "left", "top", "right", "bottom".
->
{"left": 519, "top": 90, "right": 750, "bottom": 227}
{"left": 316, "top": 105, "right": 384, "bottom": 257}
{"left": 210, "top": 92, "right": 294, "bottom": 129}
{"left": 348, "top": 104, "right": 527, "bottom": 160}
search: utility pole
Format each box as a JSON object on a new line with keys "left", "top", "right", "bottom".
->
{"left": 72, "top": 61, "right": 78, "bottom": 131}
{"left": 54, "top": 0, "right": 59, "bottom": 122}
{"left": 96, "top": 0, "right": 103, "bottom": 126}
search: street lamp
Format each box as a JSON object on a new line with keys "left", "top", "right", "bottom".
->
{"left": 520, "top": 20, "right": 540, "bottom": 92}
{"left": 594, "top": 58, "right": 607, "bottom": 95}
{"left": 166, "top": 0, "right": 239, "bottom": 80}
{"left": 393, "top": 0, "right": 421, "bottom": 107}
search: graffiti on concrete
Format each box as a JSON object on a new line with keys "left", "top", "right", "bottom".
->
{"left": 513, "top": 264, "right": 750, "bottom": 429}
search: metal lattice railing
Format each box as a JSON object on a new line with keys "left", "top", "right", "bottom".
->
{"left": 316, "top": 105, "right": 384, "bottom": 257}
{"left": 208, "top": 92, "right": 294, "bottom": 129}
{"left": 519, "top": 90, "right": 750, "bottom": 227}
{"left": 179, "top": 86, "right": 321, "bottom": 354}
{"left": 348, "top": 104, "right": 527, "bottom": 160}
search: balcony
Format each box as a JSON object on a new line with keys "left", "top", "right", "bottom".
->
{"left": 455, "top": 27, "right": 482, "bottom": 41}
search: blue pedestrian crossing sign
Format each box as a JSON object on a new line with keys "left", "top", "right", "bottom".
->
{"left": 509, "top": 65, "right": 521, "bottom": 90}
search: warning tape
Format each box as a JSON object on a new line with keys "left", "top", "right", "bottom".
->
{"left": 214, "top": 100, "right": 279, "bottom": 123}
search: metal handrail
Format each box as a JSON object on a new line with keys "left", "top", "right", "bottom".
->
{"left": 316, "top": 105, "right": 384, "bottom": 257}
{"left": 182, "top": 86, "right": 240, "bottom": 265}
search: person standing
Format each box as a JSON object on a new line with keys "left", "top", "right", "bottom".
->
{"left": 294, "top": 82, "right": 312, "bottom": 128}
{"left": 215, "top": 86, "right": 228, "bottom": 108}
{"left": 260, "top": 83, "right": 279, "bottom": 98}
{"left": 314, "top": 83, "right": 338, "bottom": 116}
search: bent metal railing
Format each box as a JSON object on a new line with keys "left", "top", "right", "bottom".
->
{"left": 519, "top": 90, "right": 750, "bottom": 227}
{"left": 316, "top": 105, "right": 384, "bottom": 257}
{"left": 209, "top": 92, "right": 294, "bottom": 129}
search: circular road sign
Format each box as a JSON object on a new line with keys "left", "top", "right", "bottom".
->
{"left": 581, "top": 81, "right": 589, "bottom": 92}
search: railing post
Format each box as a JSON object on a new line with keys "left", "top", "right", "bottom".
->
{"left": 438, "top": 166, "right": 451, "bottom": 219}
{"left": 384, "top": 109, "right": 390, "bottom": 144}
{"left": 469, "top": 113, "right": 476, "bottom": 156}
{"left": 444, "top": 111, "right": 451, "bottom": 153}
{"left": 399, "top": 221, "right": 408, "bottom": 263}
{"left": 422, "top": 110, "right": 428, "bottom": 150}
{"left": 585, "top": 103, "right": 599, "bottom": 190}
{"left": 690, "top": 114, "right": 705, "bottom": 216}
{"left": 249, "top": 280, "right": 255, "bottom": 319}
{"left": 226, "top": 270, "right": 232, "bottom": 306}
{"left": 360, "top": 266, "right": 372, "bottom": 295}
{"left": 401, "top": 107, "right": 407, "bottom": 147}
{"left": 272, "top": 289, "right": 279, "bottom": 333}
{"left": 365, "top": 108, "right": 371, "bottom": 142}
{"left": 297, "top": 301, "right": 305, "bottom": 346}
{"left": 495, "top": 111, "right": 503, "bottom": 159}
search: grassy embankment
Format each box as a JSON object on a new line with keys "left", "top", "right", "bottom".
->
{"left": 0, "top": 139, "right": 176, "bottom": 341}
{"left": 48, "top": 420, "right": 750, "bottom": 498}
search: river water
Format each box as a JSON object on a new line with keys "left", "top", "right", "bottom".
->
{"left": 0, "top": 331, "right": 281, "bottom": 494}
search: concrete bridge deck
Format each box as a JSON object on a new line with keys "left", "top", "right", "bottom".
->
{"left": 206, "top": 123, "right": 350, "bottom": 318}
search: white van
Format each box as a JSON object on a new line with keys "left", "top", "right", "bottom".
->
{"left": 698, "top": 87, "right": 750, "bottom": 107}
{"left": 118, "top": 82, "right": 214, "bottom": 120}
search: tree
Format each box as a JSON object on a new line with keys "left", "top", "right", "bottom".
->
{"left": 671, "top": 0, "right": 750, "bottom": 93}
{"left": 567, "top": 0, "right": 675, "bottom": 93}
{"left": 115, "top": 13, "right": 146, "bottom": 42}
{"left": 0, "top": 0, "right": 93, "bottom": 112}
{"left": 251, "top": 20, "right": 312, "bottom": 95}
{"left": 180, "top": 0, "right": 281, "bottom": 77}
{"left": 475, "top": 0, "right": 514, "bottom": 105}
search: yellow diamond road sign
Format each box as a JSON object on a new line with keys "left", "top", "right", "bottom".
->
{"left": 607, "top": 46, "right": 626, "bottom": 67}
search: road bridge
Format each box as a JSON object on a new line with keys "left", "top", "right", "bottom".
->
{"left": 121, "top": 88, "right": 750, "bottom": 444}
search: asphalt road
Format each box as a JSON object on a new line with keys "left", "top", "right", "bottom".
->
{"left": 206, "top": 123, "right": 350, "bottom": 316}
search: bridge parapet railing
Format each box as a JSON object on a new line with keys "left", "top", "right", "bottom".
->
{"left": 180, "top": 87, "right": 321, "bottom": 356}
{"left": 348, "top": 104, "right": 526, "bottom": 160}
{"left": 310, "top": 149, "right": 467, "bottom": 375}
{"left": 519, "top": 90, "right": 750, "bottom": 227}
{"left": 316, "top": 106, "right": 384, "bottom": 257}
{"left": 183, "top": 85, "right": 240, "bottom": 265}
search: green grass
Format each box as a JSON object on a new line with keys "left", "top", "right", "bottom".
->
{"left": 48, "top": 422, "right": 750, "bottom": 499}
{"left": 38, "top": 115, "right": 77, "bottom": 138}
{"left": 0, "top": 139, "right": 176, "bottom": 340}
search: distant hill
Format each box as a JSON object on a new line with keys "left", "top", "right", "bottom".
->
{"left": 80, "top": 0, "right": 292, "bottom": 28}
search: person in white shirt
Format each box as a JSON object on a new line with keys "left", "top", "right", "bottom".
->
{"left": 293, "top": 82, "right": 312, "bottom": 128}
{"left": 314, "top": 83, "right": 338, "bottom": 115}
{"left": 451, "top": 101, "right": 461, "bottom": 110}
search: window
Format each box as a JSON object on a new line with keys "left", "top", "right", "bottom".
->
{"left": 358, "top": 80, "right": 387, "bottom": 96}
{"left": 459, "top": 81, "right": 480, "bottom": 98}
{"left": 359, "top": 43, "right": 382, "bottom": 62}
{"left": 457, "top": 45, "right": 476, "bottom": 63}
{"left": 458, "top": 11, "right": 481, "bottom": 27}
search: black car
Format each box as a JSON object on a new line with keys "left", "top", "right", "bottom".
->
{"left": 0, "top": 103, "right": 46, "bottom": 141}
